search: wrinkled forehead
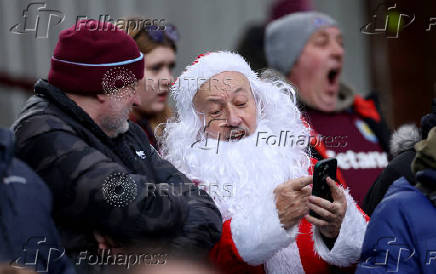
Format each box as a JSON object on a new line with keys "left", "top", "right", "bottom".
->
{"left": 307, "top": 26, "right": 342, "bottom": 44}
{"left": 192, "top": 71, "right": 255, "bottom": 109}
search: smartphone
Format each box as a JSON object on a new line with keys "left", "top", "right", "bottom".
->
{"left": 310, "top": 158, "right": 337, "bottom": 219}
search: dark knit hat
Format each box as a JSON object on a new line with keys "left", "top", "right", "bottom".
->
{"left": 420, "top": 98, "right": 436, "bottom": 139}
{"left": 265, "top": 12, "right": 337, "bottom": 76}
{"left": 48, "top": 20, "right": 144, "bottom": 94}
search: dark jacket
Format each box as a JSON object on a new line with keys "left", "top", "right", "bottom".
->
{"left": 12, "top": 80, "right": 222, "bottom": 255}
{"left": 356, "top": 174, "right": 436, "bottom": 273}
{"left": 363, "top": 123, "right": 422, "bottom": 216}
{"left": 0, "top": 128, "right": 75, "bottom": 274}
{"left": 362, "top": 149, "right": 416, "bottom": 216}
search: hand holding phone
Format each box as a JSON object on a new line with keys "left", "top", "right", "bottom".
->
{"left": 310, "top": 158, "right": 337, "bottom": 219}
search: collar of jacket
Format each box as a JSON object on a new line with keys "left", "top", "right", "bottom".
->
{"left": 129, "top": 114, "right": 158, "bottom": 150}
{"left": 336, "top": 83, "right": 355, "bottom": 111}
{"left": 0, "top": 128, "right": 14, "bottom": 180}
{"left": 33, "top": 79, "right": 116, "bottom": 145}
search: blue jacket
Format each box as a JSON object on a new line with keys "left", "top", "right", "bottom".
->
{"left": 356, "top": 174, "right": 436, "bottom": 273}
{"left": 0, "top": 129, "right": 75, "bottom": 274}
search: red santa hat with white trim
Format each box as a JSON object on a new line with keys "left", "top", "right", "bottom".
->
{"left": 171, "top": 51, "right": 258, "bottom": 118}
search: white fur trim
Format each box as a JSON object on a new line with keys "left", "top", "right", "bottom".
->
{"left": 312, "top": 187, "right": 367, "bottom": 267}
{"left": 390, "top": 123, "right": 420, "bottom": 157}
{"left": 171, "top": 51, "right": 258, "bottom": 118}
{"left": 230, "top": 191, "right": 299, "bottom": 265}
{"left": 266, "top": 241, "right": 305, "bottom": 274}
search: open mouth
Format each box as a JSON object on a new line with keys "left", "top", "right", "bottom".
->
{"left": 228, "top": 128, "right": 247, "bottom": 141}
{"left": 327, "top": 68, "right": 340, "bottom": 85}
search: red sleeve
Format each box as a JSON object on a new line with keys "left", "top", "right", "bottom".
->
{"left": 209, "top": 220, "right": 265, "bottom": 274}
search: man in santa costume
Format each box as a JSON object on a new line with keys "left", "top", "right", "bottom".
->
{"left": 161, "top": 51, "right": 369, "bottom": 273}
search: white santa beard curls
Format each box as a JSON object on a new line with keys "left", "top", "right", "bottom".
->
{"left": 161, "top": 74, "right": 311, "bottom": 220}
{"left": 169, "top": 118, "right": 311, "bottom": 221}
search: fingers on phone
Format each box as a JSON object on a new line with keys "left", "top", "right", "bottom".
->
{"left": 291, "top": 176, "right": 313, "bottom": 191}
{"left": 310, "top": 195, "right": 335, "bottom": 212}
{"left": 301, "top": 185, "right": 312, "bottom": 196}
{"left": 305, "top": 214, "right": 329, "bottom": 226}
{"left": 326, "top": 177, "right": 346, "bottom": 202}
{"left": 308, "top": 202, "right": 335, "bottom": 221}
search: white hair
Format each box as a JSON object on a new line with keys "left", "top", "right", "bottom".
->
{"left": 160, "top": 52, "right": 310, "bottom": 219}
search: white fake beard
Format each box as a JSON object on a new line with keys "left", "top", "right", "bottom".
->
{"left": 179, "top": 120, "right": 310, "bottom": 221}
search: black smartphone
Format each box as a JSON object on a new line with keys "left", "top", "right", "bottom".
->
{"left": 310, "top": 158, "right": 337, "bottom": 219}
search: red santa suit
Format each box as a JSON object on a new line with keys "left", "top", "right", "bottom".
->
{"left": 162, "top": 51, "right": 370, "bottom": 273}
{"left": 208, "top": 183, "right": 369, "bottom": 273}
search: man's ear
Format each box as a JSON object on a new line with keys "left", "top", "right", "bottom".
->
{"left": 93, "top": 231, "right": 111, "bottom": 249}
{"left": 96, "top": 94, "right": 108, "bottom": 103}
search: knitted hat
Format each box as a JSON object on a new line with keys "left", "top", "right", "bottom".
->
{"left": 265, "top": 11, "right": 337, "bottom": 76}
{"left": 171, "top": 51, "right": 258, "bottom": 117}
{"left": 421, "top": 99, "right": 436, "bottom": 139}
{"left": 48, "top": 20, "right": 144, "bottom": 94}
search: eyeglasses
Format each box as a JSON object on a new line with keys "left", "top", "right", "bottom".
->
{"left": 134, "top": 24, "right": 179, "bottom": 43}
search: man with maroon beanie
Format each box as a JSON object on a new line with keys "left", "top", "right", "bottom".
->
{"left": 11, "top": 20, "right": 221, "bottom": 268}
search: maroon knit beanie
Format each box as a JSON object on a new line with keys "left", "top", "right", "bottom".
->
{"left": 48, "top": 19, "right": 144, "bottom": 94}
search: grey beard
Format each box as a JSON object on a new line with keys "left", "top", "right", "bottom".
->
{"left": 100, "top": 117, "right": 129, "bottom": 138}
{"left": 99, "top": 109, "right": 131, "bottom": 138}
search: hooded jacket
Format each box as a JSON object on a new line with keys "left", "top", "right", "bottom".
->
{"left": 363, "top": 124, "right": 420, "bottom": 216}
{"left": 357, "top": 127, "right": 436, "bottom": 273}
{"left": 0, "top": 128, "right": 75, "bottom": 274}
{"left": 11, "top": 80, "right": 222, "bottom": 256}
{"left": 356, "top": 175, "right": 436, "bottom": 273}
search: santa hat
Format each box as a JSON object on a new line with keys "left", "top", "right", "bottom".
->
{"left": 48, "top": 19, "right": 144, "bottom": 94}
{"left": 171, "top": 51, "right": 258, "bottom": 117}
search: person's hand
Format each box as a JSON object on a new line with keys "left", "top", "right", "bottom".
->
{"left": 306, "top": 177, "right": 347, "bottom": 238}
{"left": 274, "top": 176, "right": 312, "bottom": 230}
{"left": 94, "top": 231, "right": 124, "bottom": 254}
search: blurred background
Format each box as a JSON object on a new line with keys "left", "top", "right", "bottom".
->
{"left": 0, "top": 0, "right": 433, "bottom": 129}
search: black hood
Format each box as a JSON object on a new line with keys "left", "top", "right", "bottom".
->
{"left": 0, "top": 128, "right": 14, "bottom": 180}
